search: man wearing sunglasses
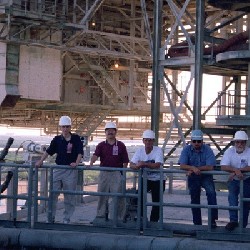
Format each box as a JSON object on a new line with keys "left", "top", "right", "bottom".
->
{"left": 221, "top": 130, "right": 250, "bottom": 231}
{"left": 179, "top": 129, "right": 218, "bottom": 228}
{"left": 36, "top": 115, "right": 83, "bottom": 224}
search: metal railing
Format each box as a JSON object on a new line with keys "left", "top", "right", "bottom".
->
{"left": 217, "top": 90, "right": 249, "bottom": 116}
{"left": 0, "top": 162, "right": 250, "bottom": 240}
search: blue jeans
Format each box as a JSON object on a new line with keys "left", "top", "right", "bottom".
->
{"left": 188, "top": 174, "right": 218, "bottom": 225}
{"left": 227, "top": 178, "right": 250, "bottom": 228}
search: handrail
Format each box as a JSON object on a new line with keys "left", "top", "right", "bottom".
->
{"left": 0, "top": 162, "right": 249, "bottom": 238}
{"left": 217, "top": 90, "right": 250, "bottom": 116}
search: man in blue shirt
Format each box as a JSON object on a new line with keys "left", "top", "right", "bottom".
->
{"left": 179, "top": 129, "right": 218, "bottom": 228}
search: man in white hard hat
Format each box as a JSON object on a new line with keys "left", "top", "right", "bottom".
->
{"left": 221, "top": 130, "right": 250, "bottom": 231}
{"left": 90, "top": 122, "right": 129, "bottom": 220}
{"left": 179, "top": 129, "right": 218, "bottom": 228}
{"left": 36, "top": 115, "right": 83, "bottom": 224}
{"left": 130, "top": 129, "right": 165, "bottom": 222}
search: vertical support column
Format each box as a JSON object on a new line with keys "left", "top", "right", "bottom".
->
{"left": 128, "top": 1, "right": 136, "bottom": 110}
{"left": 193, "top": 0, "right": 205, "bottom": 129}
{"left": 246, "top": 16, "right": 250, "bottom": 141}
{"left": 151, "top": 0, "right": 163, "bottom": 144}
{"left": 73, "top": 0, "right": 77, "bottom": 23}
{"left": 128, "top": 61, "right": 135, "bottom": 109}
{"left": 234, "top": 76, "right": 241, "bottom": 116}
{"left": 221, "top": 77, "right": 228, "bottom": 116}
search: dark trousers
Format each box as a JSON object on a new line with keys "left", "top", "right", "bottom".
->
{"left": 141, "top": 178, "right": 166, "bottom": 222}
{"left": 227, "top": 178, "right": 250, "bottom": 228}
{"left": 188, "top": 174, "right": 218, "bottom": 225}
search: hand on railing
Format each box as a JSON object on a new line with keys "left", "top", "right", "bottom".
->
{"left": 228, "top": 169, "right": 244, "bottom": 181}
{"left": 35, "top": 159, "right": 43, "bottom": 168}
{"left": 70, "top": 162, "right": 78, "bottom": 168}
{"left": 187, "top": 166, "right": 201, "bottom": 176}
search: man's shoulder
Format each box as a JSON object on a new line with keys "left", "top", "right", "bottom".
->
{"left": 52, "top": 135, "right": 62, "bottom": 141}
{"left": 134, "top": 146, "right": 144, "bottom": 153}
{"left": 221, "top": 147, "right": 235, "bottom": 161}
{"left": 202, "top": 144, "right": 212, "bottom": 149}
{"left": 224, "top": 146, "right": 235, "bottom": 154}
{"left": 96, "top": 140, "right": 106, "bottom": 146}
{"left": 182, "top": 144, "right": 192, "bottom": 151}
{"left": 153, "top": 145, "right": 162, "bottom": 152}
{"left": 71, "top": 133, "right": 80, "bottom": 138}
{"left": 116, "top": 140, "right": 126, "bottom": 147}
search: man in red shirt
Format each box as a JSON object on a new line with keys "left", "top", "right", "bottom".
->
{"left": 90, "top": 122, "right": 129, "bottom": 220}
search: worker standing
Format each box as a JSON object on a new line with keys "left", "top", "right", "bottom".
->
{"left": 90, "top": 122, "right": 129, "bottom": 220}
{"left": 36, "top": 116, "right": 83, "bottom": 224}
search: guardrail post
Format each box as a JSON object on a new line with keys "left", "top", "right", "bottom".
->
{"left": 40, "top": 168, "right": 48, "bottom": 211}
{"left": 77, "top": 169, "right": 83, "bottom": 204}
{"left": 168, "top": 161, "right": 173, "bottom": 194}
{"left": 239, "top": 179, "right": 244, "bottom": 232}
{"left": 6, "top": 169, "right": 14, "bottom": 216}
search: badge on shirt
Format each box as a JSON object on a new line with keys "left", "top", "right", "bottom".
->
{"left": 113, "top": 145, "right": 118, "bottom": 155}
{"left": 67, "top": 142, "right": 72, "bottom": 153}
{"left": 241, "top": 159, "right": 247, "bottom": 168}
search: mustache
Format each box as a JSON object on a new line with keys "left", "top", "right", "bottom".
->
{"left": 108, "top": 132, "right": 114, "bottom": 135}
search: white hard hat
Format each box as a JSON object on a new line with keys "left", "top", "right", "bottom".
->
{"left": 191, "top": 130, "right": 203, "bottom": 140}
{"left": 233, "top": 131, "right": 248, "bottom": 141}
{"left": 105, "top": 122, "right": 117, "bottom": 130}
{"left": 142, "top": 130, "right": 155, "bottom": 139}
{"left": 59, "top": 116, "right": 72, "bottom": 126}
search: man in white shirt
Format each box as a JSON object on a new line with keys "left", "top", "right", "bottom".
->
{"left": 221, "top": 130, "right": 250, "bottom": 231}
{"left": 130, "top": 130, "right": 165, "bottom": 222}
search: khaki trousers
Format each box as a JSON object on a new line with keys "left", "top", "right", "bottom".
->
{"left": 96, "top": 170, "right": 126, "bottom": 220}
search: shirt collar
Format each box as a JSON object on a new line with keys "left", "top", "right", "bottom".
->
{"left": 190, "top": 144, "right": 204, "bottom": 152}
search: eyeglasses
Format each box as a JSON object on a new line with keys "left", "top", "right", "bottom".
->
{"left": 235, "top": 140, "right": 246, "bottom": 144}
{"left": 143, "top": 138, "right": 154, "bottom": 142}
{"left": 192, "top": 140, "right": 202, "bottom": 143}
{"left": 61, "top": 125, "right": 70, "bottom": 128}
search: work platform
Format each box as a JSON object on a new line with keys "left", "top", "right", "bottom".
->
{"left": 0, "top": 178, "right": 247, "bottom": 235}
{"left": 1, "top": 162, "right": 250, "bottom": 249}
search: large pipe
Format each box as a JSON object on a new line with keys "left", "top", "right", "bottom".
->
{"left": 1, "top": 228, "right": 250, "bottom": 249}
{"left": 168, "top": 30, "right": 249, "bottom": 57}
{"left": 0, "top": 137, "right": 14, "bottom": 161}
